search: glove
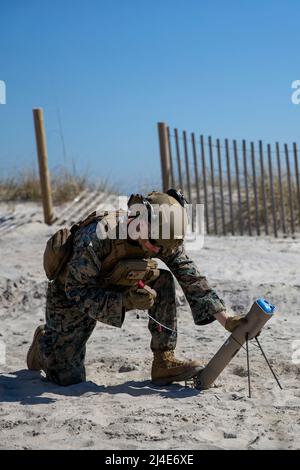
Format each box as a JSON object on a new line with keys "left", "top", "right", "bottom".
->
{"left": 123, "top": 285, "right": 157, "bottom": 310}
{"left": 225, "top": 315, "right": 247, "bottom": 333}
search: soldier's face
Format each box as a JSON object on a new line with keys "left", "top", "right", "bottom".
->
{"left": 127, "top": 218, "right": 161, "bottom": 254}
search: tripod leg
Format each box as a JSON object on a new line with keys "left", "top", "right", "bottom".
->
{"left": 255, "top": 337, "right": 283, "bottom": 390}
{"left": 246, "top": 333, "right": 251, "bottom": 398}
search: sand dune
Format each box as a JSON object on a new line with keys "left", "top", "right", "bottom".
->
{"left": 0, "top": 202, "right": 299, "bottom": 449}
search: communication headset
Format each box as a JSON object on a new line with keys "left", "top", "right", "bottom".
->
{"left": 127, "top": 188, "right": 188, "bottom": 240}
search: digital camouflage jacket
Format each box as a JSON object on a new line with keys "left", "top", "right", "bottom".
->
{"left": 56, "top": 219, "right": 226, "bottom": 329}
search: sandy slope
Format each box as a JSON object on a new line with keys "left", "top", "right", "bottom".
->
{"left": 0, "top": 203, "right": 300, "bottom": 449}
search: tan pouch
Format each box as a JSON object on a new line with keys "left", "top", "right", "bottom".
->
{"left": 43, "top": 228, "right": 74, "bottom": 281}
{"left": 103, "top": 258, "right": 159, "bottom": 288}
{"left": 43, "top": 211, "right": 102, "bottom": 281}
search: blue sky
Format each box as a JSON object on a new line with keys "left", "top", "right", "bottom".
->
{"left": 0, "top": 0, "right": 300, "bottom": 192}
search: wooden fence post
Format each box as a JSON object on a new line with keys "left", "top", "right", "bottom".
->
{"left": 183, "top": 130, "right": 192, "bottom": 203}
{"left": 276, "top": 142, "right": 286, "bottom": 234}
{"left": 217, "top": 138, "right": 226, "bottom": 235}
{"left": 284, "top": 143, "right": 295, "bottom": 235}
{"left": 267, "top": 144, "right": 278, "bottom": 237}
{"left": 208, "top": 136, "right": 217, "bottom": 234}
{"left": 167, "top": 126, "right": 175, "bottom": 188}
{"left": 293, "top": 142, "right": 300, "bottom": 228}
{"left": 243, "top": 140, "right": 252, "bottom": 236}
{"left": 225, "top": 138, "right": 234, "bottom": 235}
{"left": 233, "top": 139, "right": 243, "bottom": 235}
{"left": 191, "top": 133, "right": 201, "bottom": 205}
{"left": 33, "top": 108, "right": 54, "bottom": 225}
{"left": 174, "top": 128, "right": 183, "bottom": 191}
{"left": 200, "top": 135, "right": 210, "bottom": 234}
{"left": 157, "top": 122, "right": 171, "bottom": 192}
{"left": 259, "top": 140, "right": 269, "bottom": 235}
{"left": 251, "top": 142, "right": 260, "bottom": 236}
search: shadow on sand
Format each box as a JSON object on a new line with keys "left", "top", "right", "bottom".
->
{"left": 0, "top": 369, "right": 202, "bottom": 405}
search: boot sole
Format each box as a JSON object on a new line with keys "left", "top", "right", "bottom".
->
{"left": 151, "top": 365, "right": 203, "bottom": 386}
{"left": 26, "top": 325, "right": 45, "bottom": 370}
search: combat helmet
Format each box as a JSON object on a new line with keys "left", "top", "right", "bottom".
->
{"left": 128, "top": 189, "right": 189, "bottom": 252}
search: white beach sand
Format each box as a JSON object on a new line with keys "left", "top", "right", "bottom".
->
{"left": 0, "top": 202, "right": 299, "bottom": 449}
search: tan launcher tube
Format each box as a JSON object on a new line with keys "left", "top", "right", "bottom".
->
{"left": 196, "top": 299, "right": 275, "bottom": 390}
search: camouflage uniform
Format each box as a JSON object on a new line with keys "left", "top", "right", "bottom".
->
{"left": 40, "top": 219, "right": 225, "bottom": 386}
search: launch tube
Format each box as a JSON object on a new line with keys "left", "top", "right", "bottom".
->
{"left": 196, "top": 299, "right": 275, "bottom": 390}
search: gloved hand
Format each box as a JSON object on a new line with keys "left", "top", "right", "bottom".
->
{"left": 123, "top": 285, "right": 157, "bottom": 310}
{"left": 225, "top": 315, "right": 247, "bottom": 333}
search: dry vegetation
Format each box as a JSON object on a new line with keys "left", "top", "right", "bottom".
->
{"left": 0, "top": 167, "right": 95, "bottom": 204}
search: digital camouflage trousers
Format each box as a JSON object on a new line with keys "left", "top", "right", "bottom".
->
{"left": 39, "top": 269, "right": 178, "bottom": 385}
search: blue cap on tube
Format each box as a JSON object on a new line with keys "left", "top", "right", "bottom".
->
{"left": 256, "top": 298, "right": 276, "bottom": 315}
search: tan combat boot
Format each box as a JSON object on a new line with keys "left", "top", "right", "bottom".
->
{"left": 151, "top": 351, "right": 203, "bottom": 386}
{"left": 26, "top": 325, "right": 45, "bottom": 371}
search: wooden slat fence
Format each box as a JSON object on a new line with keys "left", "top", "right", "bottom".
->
{"left": 158, "top": 122, "right": 300, "bottom": 237}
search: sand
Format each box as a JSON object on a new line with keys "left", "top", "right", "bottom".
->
{"left": 0, "top": 201, "right": 300, "bottom": 449}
